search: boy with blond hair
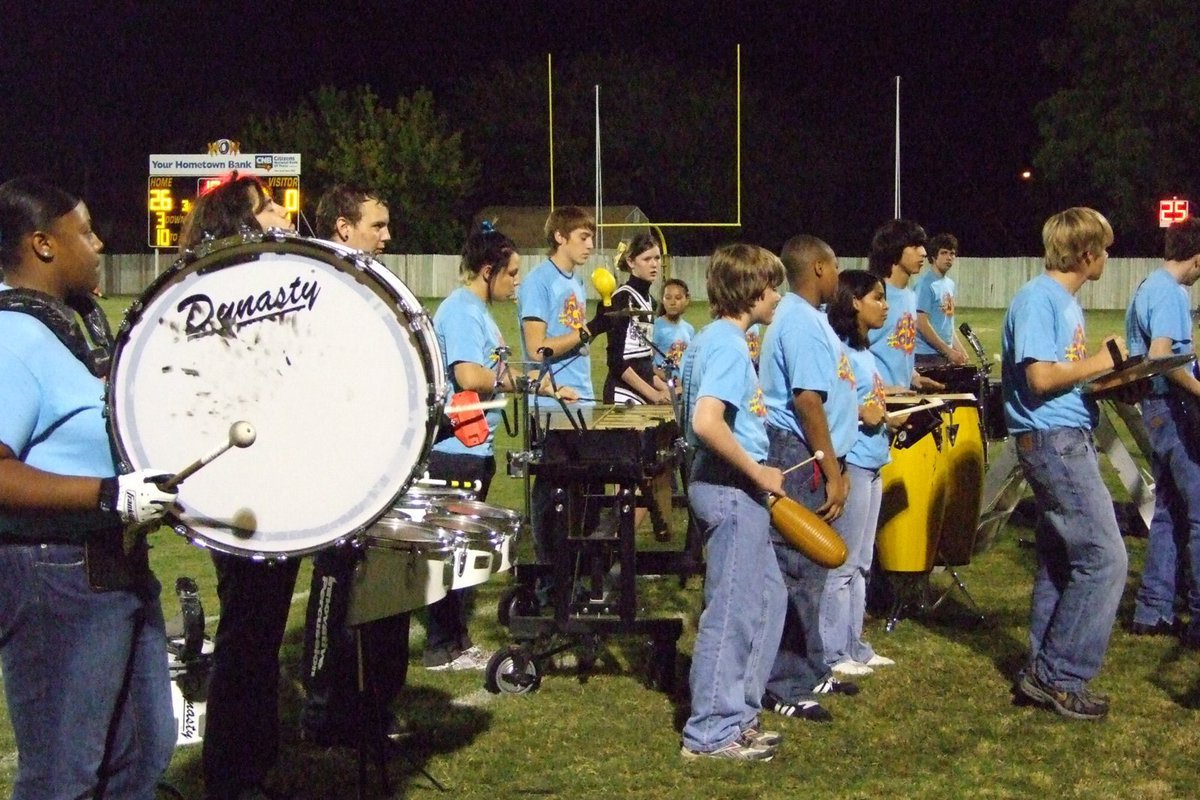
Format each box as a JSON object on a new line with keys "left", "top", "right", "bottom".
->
{"left": 1002, "top": 207, "right": 1129, "bottom": 720}
{"left": 680, "top": 244, "right": 787, "bottom": 761}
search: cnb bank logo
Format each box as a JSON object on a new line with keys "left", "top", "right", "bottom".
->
{"left": 255, "top": 155, "right": 274, "bottom": 172}
{"left": 207, "top": 138, "right": 241, "bottom": 156}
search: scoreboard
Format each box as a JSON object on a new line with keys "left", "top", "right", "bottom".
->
{"left": 146, "top": 174, "right": 300, "bottom": 249}
{"left": 147, "top": 144, "right": 301, "bottom": 249}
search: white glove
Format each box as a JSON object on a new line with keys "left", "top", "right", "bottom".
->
{"left": 99, "top": 470, "right": 178, "bottom": 524}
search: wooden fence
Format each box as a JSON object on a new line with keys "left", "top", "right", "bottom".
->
{"left": 101, "top": 252, "right": 1192, "bottom": 311}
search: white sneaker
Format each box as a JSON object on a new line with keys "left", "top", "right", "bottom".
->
{"left": 427, "top": 645, "right": 492, "bottom": 672}
{"left": 864, "top": 653, "right": 895, "bottom": 668}
{"left": 831, "top": 659, "right": 874, "bottom": 677}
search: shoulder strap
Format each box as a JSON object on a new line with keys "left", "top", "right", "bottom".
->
{"left": 0, "top": 289, "right": 113, "bottom": 377}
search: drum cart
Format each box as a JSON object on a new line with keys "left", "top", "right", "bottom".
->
{"left": 487, "top": 387, "right": 702, "bottom": 695}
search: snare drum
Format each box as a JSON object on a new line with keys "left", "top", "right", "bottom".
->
{"left": 107, "top": 232, "right": 447, "bottom": 557}
{"left": 348, "top": 517, "right": 461, "bottom": 625}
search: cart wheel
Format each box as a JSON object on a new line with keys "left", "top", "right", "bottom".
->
{"left": 497, "top": 587, "right": 538, "bottom": 627}
{"left": 484, "top": 646, "right": 541, "bottom": 695}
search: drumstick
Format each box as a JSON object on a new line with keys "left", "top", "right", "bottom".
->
{"left": 885, "top": 399, "right": 944, "bottom": 424}
{"left": 444, "top": 398, "right": 510, "bottom": 415}
{"left": 781, "top": 450, "right": 825, "bottom": 475}
{"left": 163, "top": 421, "right": 256, "bottom": 490}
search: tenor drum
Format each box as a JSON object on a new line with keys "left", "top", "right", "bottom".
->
{"left": 876, "top": 410, "right": 947, "bottom": 573}
{"left": 392, "top": 486, "right": 477, "bottom": 521}
{"left": 423, "top": 513, "right": 508, "bottom": 589}
{"left": 930, "top": 394, "right": 985, "bottom": 567}
{"left": 432, "top": 501, "right": 521, "bottom": 572}
{"left": 348, "top": 517, "right": 462, "bottom": 624}
{"left": 107, "top": 232, "right": 446, "bottom": 558}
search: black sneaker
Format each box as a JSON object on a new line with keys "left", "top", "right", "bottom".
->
{"left": 1130, "top": 619, "right": 1181, "bottom": 636}
{"left": 762, "top": 690, "right": 832, "bottom": 722}
{"left": 811, "top": 677, "right": 860, "bottom": 696}
{"left": 1018, "top": 672, "right": 1109, "bottom": 720}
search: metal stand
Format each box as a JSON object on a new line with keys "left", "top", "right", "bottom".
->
{"left": 491, "top": 401, "right": 698, "bottom": 695}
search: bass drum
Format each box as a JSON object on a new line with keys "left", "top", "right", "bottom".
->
{"left": 107, "top": 231, "right": 447, "bottom": 558}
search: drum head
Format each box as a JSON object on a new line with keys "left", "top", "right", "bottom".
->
{"left": 422, "top": 513, "right": 504, "bottom": 548}
{"left": 433, "top": 499, "right": 522, "bottom": 533}
{"left": 108, "top": 233, "right": 443, "bottom": 557}
{"left": 367, "top": 516, "right": 459, "bottom": 553}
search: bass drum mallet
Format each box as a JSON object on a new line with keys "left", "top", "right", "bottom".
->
{"left": 162, "top": 421, "right": 257, "bottom": 490}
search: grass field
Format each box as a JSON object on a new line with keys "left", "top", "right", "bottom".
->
{"left": 3, "top": 295, "right": 1198, "bottom": 799}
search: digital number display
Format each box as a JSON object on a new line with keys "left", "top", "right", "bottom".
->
{"left": 1159, "top": 198, "right": 1190, "bottom": 229}
{"left": 146, "top": 175, "right": 301, "bottom": 249}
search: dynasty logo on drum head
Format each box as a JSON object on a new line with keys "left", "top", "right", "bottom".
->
{"left": 175, "top": 276, "right": 321, "bottom": 338}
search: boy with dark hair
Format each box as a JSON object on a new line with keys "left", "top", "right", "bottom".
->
{"left": 760, "top": 234, "right": 867, "bottom": 722}
{"left": 867, "top": 219, "right": 940, "bottom": 391}
{"left": 680, "top": 244, "right": 786, "bottom": 761}
{"left": 1126, "top": 216, "right": 1200, "bottom": 643}
{"left": 914, "top": 232, "right": 967, "bottom": 366}
{"left": 1004, "top": 207, "right": 1129, "bottom": 720}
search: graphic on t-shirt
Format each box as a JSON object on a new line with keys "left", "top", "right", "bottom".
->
{"left": 666, "top": 339, "right": 688, "bottom": 365}
{"left": 746, "top": 330, "right": 762, "bottom": 365}
{"left": 749, "top": 386, "right": 767, "bottom": 417}
{"left": 867, "top": 373, "right": 886, "bottom": 409}
{"left": 837, "top": 352, "right": 855, "bottom": 388}
{"left": 939, "top": 292, "right": 955, "bottom": 317}
{"left": 1065, "top": 324, "right": 1088, "bottom": 362}
{"left": 559, "top": 293, "right": 586, "bottom": 330}
{"left": 887, "top": 312, "right": 917, "bottom": 353}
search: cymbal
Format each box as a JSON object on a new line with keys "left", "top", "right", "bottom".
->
{"left": 1084, "top": 353, "right": 1197, "bottom": 395}
{"left": 604, "top": 308, "right": 654, "bottom": 319}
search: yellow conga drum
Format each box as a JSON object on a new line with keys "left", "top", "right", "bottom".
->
{"left": 929, "top": 393, "right": 985, "bottom": 568}
{"left": 876, "top": 405, "right": 946, "bottom": 573}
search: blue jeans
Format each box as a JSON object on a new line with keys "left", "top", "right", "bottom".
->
{"left": 682, "top": 481, "right": 786, "bottom": 753}
{"left": 820, "top": 463, "right": 881, "bottom": 667}
{"left": 1016, "top": 428, "right": 1128, "bottom": 691}
{"left": 764, "top": 426, "right": 832, "bottom": 700}
{"left": 1133, "top": 395, "right": 1200, "bottom": 628}
{"left": 0, "top": 543, "right": 175, "bottom": 799}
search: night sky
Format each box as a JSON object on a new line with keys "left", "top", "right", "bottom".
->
{"left": 0, "top": 1, "right": 1071, "bottom": 255}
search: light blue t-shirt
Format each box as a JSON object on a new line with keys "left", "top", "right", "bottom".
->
{"left": 868, "top": 282, "right": 918, "bottom": 386}
{"left": 516, "top": 258, "right": 593, "bottom": 403}
{"left": 652, "top": 316, "right": 694, "bottom": 371}
{"left": 1126, "top": 267, "right": 1193, "bottom": 396}
{"left": 760, "top": 293, "right": 858, "bottom": 456}
{"left": 845, "top": 346, "right": 891, "bottom": 470}
{"left": 745, "top": 323, "right": 764, "bottom": 372}
{"left": 914, "top": 269, "right": 957, "bottom": 356}
{"left": 0, "top": 311, "right": 117, "bottom": 539}
{"left": 681, "top": 318, "right": 769, "bottom": 469}
{"left": 433, "top": 287, "right": 505, "bottom": 457}
{"left": 1002, "top": 273, "right": 1097, "bottom": 432}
